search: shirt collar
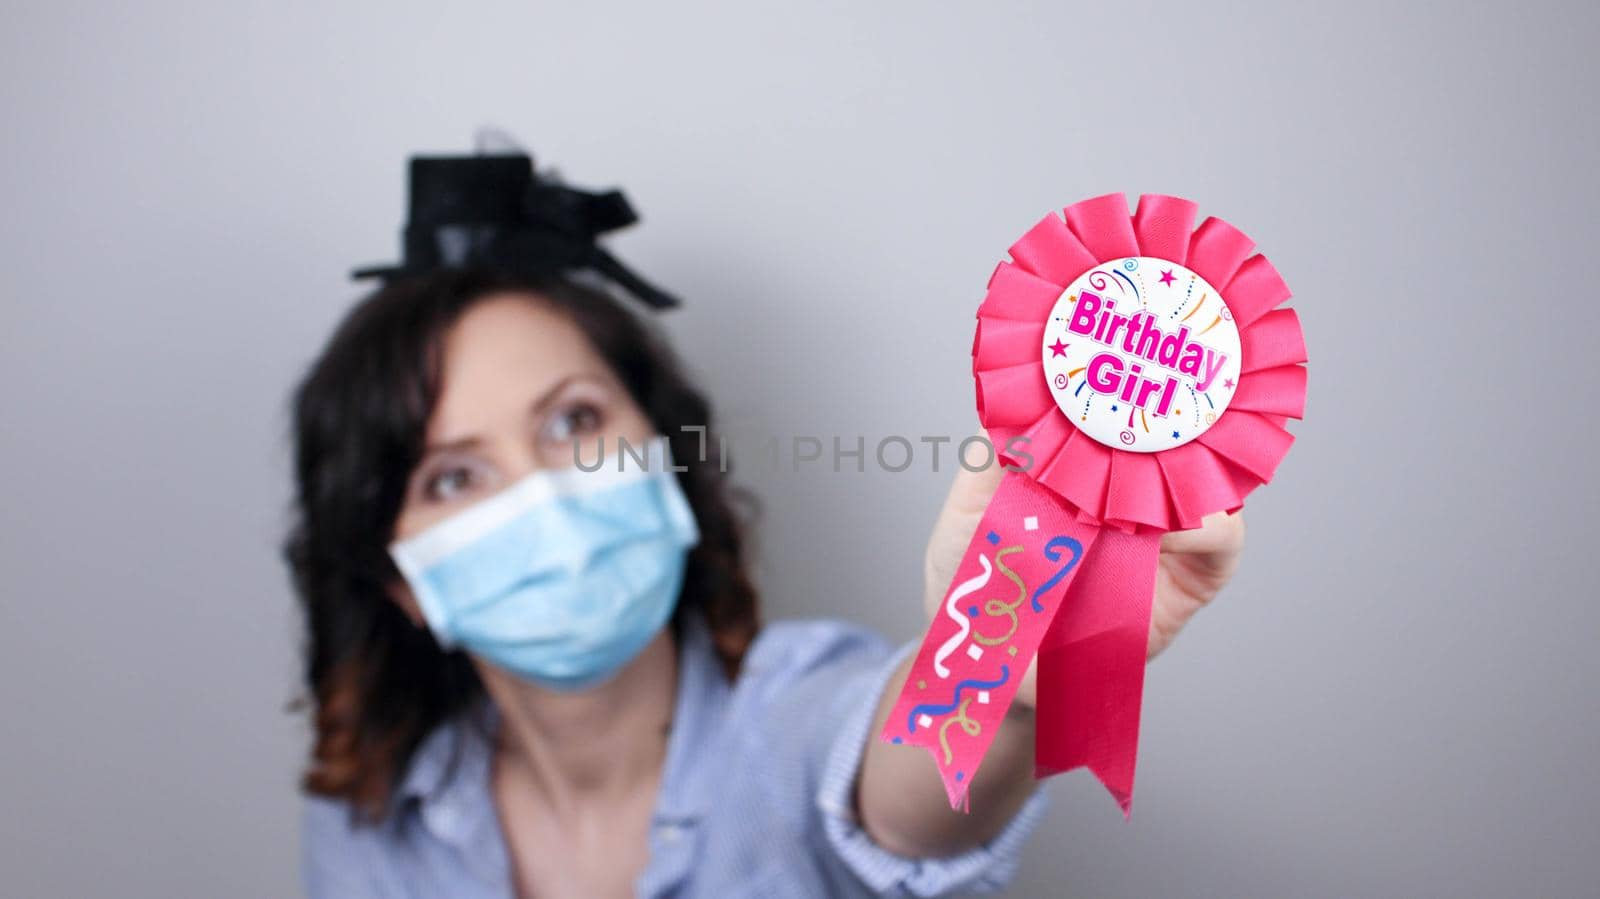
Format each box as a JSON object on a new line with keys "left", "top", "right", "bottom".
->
{"left": 395, "top": 698, "right": 499, "bottom": 866}
{"left": 396, "top": 711, "right": 472, "bottom": 807}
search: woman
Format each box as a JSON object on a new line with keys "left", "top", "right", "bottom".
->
{"left": 286, "top": 154, "right": 1243, "bottom": 898}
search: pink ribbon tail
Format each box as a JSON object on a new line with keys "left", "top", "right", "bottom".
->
{"left": 1035, "top": 526, "right": 1161, "bottom": 816}
{"left": 882, "top": 472, "right": 1164, "bottom": 813}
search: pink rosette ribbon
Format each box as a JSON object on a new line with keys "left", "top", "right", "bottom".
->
{"left": 882, "top": 193, "right": 1307, "bottom": 814}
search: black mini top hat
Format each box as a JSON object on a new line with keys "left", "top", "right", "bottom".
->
{"left": 352, "top": 151, "right": 679, "bottom": 309}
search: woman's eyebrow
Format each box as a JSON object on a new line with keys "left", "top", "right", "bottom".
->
{"left": 420, "top": 435, "right": 485, "bottom": 456}
{"left": 528, "top": 372, "right": 608, "bottom": 415}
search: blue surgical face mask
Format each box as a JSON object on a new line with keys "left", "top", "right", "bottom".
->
{"left": 389, "top": 436, "right": 699, "bottom": 691}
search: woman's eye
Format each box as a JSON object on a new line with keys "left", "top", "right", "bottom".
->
{"left": 544, "top": 401, "right": 604, "bottom": 443}
{"left": 424, "top": 466, "right": 478, "bottom": 503}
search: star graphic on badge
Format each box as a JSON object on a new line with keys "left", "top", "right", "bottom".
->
{"left": 1048, "top": 339, "right": 1068, "bottom": 357}
{"left": 1223, "top": 377, "right": 1235, "bottom": 389}
{"left": 1159, "top": 269, "right": 1176, "bottom": 286}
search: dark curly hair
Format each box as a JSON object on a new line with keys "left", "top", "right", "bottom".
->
{"left": 283, "top": 268, "right": 760, "bottom": 821}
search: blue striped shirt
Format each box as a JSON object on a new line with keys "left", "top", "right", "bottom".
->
{"left": 301, "top": 614, "right": 1049, "bottom": 897}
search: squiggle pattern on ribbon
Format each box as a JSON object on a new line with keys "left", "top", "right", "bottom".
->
{"left": 973, "top": 545, "right": 1025, "bottom": 646}
{"left": 1029, "top": 536, "right": 1085, "bottom": 612}
{"left": 934, "top": 554, "right": 992, "bottom": 677}
{"left": 938, "top": 697, "right": 981, "bottom": 765}
{"left": 907, "top": 665, "right": 1011, "bottom": 734}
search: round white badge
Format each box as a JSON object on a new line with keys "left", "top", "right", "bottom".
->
{"left": 1041, "top": 257, "right": 1241, "bottom": 453}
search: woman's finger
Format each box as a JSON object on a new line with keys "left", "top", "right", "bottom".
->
{"left": 1158, "top": 510, "right": 1245, "bottom": 556}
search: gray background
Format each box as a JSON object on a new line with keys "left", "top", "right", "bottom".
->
{"left": 2, "top": 1, "right": 1596, "bottom": 896}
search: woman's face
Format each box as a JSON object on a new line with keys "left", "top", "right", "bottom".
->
{"left": 391, "top": 292, "right": 655, "bottom": 543}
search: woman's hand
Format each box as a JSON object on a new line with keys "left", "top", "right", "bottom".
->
{"left": 922, "top": 441, "right": 1245, "bottom": 707}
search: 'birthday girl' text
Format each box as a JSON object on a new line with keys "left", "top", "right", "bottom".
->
{"left": 1066, "top": 290, "right": 1231, "bottom": 418}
